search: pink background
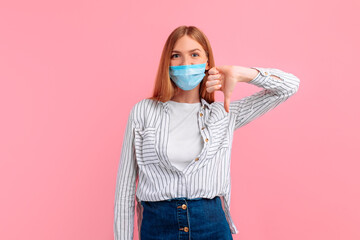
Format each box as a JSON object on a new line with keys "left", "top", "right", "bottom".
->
{"left": 1, "top": 0, "right": 359, "bottom": 239}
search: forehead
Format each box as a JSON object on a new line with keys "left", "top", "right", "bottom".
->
{"left": 172, "top": 35, "right": 205, "bottom": 52}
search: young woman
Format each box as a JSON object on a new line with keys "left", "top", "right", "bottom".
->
{"left": 114, "top": 25, "right": 300, "bottom": 240}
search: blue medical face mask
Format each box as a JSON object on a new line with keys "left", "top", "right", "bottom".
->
{"left": 169, "top": 63, "right": 207, "bottom": 91}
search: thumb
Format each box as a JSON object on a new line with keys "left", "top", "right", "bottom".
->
{"left": 224, "top": 94, "right": 230, "bottom": 113}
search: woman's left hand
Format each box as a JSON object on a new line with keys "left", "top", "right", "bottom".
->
{"left": 206, "top": 65, "right": 243, "bottom": 113}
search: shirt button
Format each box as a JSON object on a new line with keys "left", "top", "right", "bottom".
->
{"left": 195, "top": 157, "right": 199, "bottom": 161}
{"left": 199, "top": 113, "right": 203, "bottom": 117}
{"left": 181, "top": 204, "right": 187, "bottom": 209}
{"left": 264, "top": 71, "right": 269, "bottom": 75}
{"left": 184, "top": 227, "right": 189, "bottom": 232}
{"left": 205, "top": 138, "right": 208, "bottom": 142}
{"left": 201, "top": 127, "right": 205, "bottom": 130}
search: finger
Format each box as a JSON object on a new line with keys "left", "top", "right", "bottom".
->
{"left": 207, "top": 74, "right": 221, "bottom": 81}
{"left": 206, "top": 83, "right": 222, "bottom": 93}
{"left": 208, "top": 67, "right": 219, "bottom": 75}
{"left": 206, "top": 79, "right": 221, "bottom": 88}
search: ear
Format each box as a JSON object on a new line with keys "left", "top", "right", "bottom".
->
{"left": 205, "top": 60, "right": 210, "bottom": 71}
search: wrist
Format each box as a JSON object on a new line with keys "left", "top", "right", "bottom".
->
{"left": 236, "top": 66, "right": 260, "bottom": 83}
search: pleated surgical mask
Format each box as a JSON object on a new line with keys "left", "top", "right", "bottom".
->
{"left": 169, "top": 63, "right": 207, "bottom": 91}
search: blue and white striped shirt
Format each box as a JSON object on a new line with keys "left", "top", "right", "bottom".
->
{"left": 114, "top": 67, "right": 300, "bottom": 239}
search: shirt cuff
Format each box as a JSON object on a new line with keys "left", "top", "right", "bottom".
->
{"left": 248, "top": 67, "right": 273, "bottom": 87}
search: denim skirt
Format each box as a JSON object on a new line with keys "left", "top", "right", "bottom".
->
{"left": 140, "top": 196, "right": 233, "bottom": 240}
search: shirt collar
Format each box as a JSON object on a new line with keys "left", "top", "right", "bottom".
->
{"left": 161, "top": 97, "right": 211, "bottom": 112}
{"left": 201, "top": 98, "right": 211, "bottom": 109}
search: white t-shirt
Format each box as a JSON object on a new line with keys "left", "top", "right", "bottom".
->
{"left": 167, "top": 100, "right": 203, "bottom": 172}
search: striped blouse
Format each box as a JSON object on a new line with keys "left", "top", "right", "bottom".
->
{"left": 114, "top": 66, "right": 301, "bottom": 239}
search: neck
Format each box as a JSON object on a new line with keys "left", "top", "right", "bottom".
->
{"left": 171, "top": 85, "right": 201, "bottom": 103}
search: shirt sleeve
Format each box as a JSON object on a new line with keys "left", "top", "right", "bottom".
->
{"left": 114, "top": 106, "right": 138, "bottom": 240}
{"left": 229, "top": 67, "right": 300, "bottom": 131}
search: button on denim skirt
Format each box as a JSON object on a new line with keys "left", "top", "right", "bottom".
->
{"left": 140, "top": 196, "right": 233, "bottom": 240}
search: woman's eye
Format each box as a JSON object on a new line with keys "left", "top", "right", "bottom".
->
{"left": 171, "top": 53, "right": 199, "bottom": 59}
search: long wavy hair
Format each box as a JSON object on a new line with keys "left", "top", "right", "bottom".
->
{"left": 147, "top": 25, "right": 216, "bottom": 104}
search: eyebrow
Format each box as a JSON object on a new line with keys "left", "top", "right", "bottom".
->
{"left": 172, "top": 48, "right": 201, "bottom": 53}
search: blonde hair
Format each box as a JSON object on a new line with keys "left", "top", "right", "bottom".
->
{"left": 147, "top": 25, "right": 216, "bottom": 104}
